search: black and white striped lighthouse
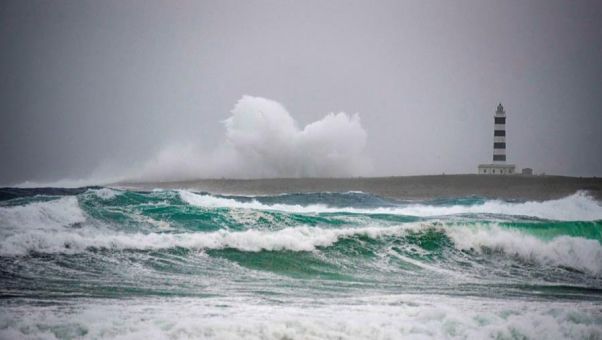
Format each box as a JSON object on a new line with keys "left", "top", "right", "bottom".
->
{"left": 478, "top": 103, "right": 516, "bottom": 175}
{"left": 493, "top": 103, "right": 507, "bottom": 163}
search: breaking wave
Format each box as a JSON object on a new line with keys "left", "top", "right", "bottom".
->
{"left": 1, "top": 188, "right": 601, "bottom": 340}
{"left": 2, "top": 223, "right": 600, "bottom": 275}
{"left": 0, "top": 196, "right": 85, "bottom": 232}
{"left": 179, "top": 190, "right": 602, "bottom": 221}
{"left": 132, "top": 95, "right": 370, "bottom": 182}
{"left": 1, "top": 191, "right": 601, "bottom": 275}
{"left": 11, "top": 96, "right": 371, "bottom": 187}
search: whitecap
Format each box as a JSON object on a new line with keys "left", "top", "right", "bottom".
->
{"left": 179, "top": 190, "right": 602, "bottom": 221}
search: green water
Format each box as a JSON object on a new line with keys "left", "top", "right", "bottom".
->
{"left": 0, "top": 188, "right": 601, "bottom": 339}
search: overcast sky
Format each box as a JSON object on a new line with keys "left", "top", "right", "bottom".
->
{"left": 1, "top": 0, "right": 601, "bottom": 185}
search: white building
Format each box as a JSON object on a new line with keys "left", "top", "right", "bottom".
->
{"left": 478, "top": 103, "right": 516, "bottom": 175}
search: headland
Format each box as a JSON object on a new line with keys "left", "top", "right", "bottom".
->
{"left": 115, "top": 174, "right": 602, "bottom": 201}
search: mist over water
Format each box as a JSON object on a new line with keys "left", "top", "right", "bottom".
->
{"left": 225, "top": 96, "right": 369, "bottom": 177}
{"left": 15, "top": 96, "right": 369, "bottom": 187}
{"left": 138, "top": 96, "right": 369, "bottom": 181}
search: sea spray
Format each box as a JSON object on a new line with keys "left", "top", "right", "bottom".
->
{"left": 13, "top": 96, "right": 371, "bottom": 187}
{"left": 132, "top": 96, "right": 371, "bottom": 182}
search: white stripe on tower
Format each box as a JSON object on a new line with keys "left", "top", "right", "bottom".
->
{"left": 493, "top": 103, "right": 506, "bottom": 163}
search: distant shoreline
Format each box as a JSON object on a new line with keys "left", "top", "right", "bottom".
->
{"left": 114, "top": 174, "right": 602, "bottom": 201}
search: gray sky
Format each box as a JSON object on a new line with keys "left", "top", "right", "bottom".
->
{"left": 1, "top": 0, "right": 601, "bottom": 185}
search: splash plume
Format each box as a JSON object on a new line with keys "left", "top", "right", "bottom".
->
{"left": 135, "top": 95, "right": 370, "bottom": 181}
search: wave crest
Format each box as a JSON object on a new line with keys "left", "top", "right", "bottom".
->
{"left": 445, "top": 225, "right": 602, "bottom": 275}
{"left": 0, "top": 196, "right": 85, "bottom": 232}
{"left": 179, "top": 190, "right": 602, "bottom": 221}
{"left": 2, "top": 214, "right": 600, "bottom": 276}
{"left": 0, "top": 225, "right": 408, "bottom": 256}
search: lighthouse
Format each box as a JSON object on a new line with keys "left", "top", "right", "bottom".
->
{"left": 478, "top": 103, "right": 516, "bottom": 175}
{"left": 493, "top": 103, "right": 507, "bottom": 162}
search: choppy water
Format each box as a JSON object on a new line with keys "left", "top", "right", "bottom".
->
{"left": 1, "top": 188, "right": 601, "bottom": 339}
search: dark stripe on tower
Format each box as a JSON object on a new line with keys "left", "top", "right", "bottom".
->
{"left": 493, "top": 155, "right": 506, "bottom": 161}
{"left": 494, "top": 130, "right": 505, "bottom": 136}
{"left": 494, "top": 117, "right": 506, "bottom": 124}
{"left": 494, "top": 142, "right": 506, "bottom": 149}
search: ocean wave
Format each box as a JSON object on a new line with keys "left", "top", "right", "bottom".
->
{"left": 179, "top": 190, "right": 602, "bottom": 221}
{"left": 86, "top": 188, "right": 122, "bottom": 200}
{"left": 445, "top": 225, "right": 602, "bottom": 275}
{"left": 1, "top": 296, "right": 600, "bottom": 340}
{"left": 1, "top": 217, "right": 600, "bottom": 275}
{"left": 1, "top": 193, "right": 601, "bottom": 275}
{"left": 0, "top": 196, "right": 85, "bottom": 233}
{"left": 0, "top": 225, "right": 410, "bottom": 256}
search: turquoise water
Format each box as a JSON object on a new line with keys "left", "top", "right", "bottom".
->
{"left": 1, "top": 188, "right": 601, "bottom": 339}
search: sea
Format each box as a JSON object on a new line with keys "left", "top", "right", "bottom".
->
{"left": 0, "top": 187, "right": 601, "bottom": 339}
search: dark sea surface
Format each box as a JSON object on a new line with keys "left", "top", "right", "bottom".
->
{"left": 1, "top": 181, "right": 601, "bottom": 339}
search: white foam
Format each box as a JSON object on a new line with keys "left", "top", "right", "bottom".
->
{"left": 402, "top": 191, "right": 602, "bottom": 221}
{"left": 227, "top": 209, "right": 278, "bottom": 226}
{"left": 2, "top": 216, "right": 600, "bottom": 276}
{"left": 0, "top": 224, "right": 410, "bottom": 256}
{"left": 223, "top": 96, "right": 371, "bottom": 178}
{"left": 126, "top": 95, "right": 371, "bottom": 183}
{"left": 87, "top": 188, "right": 121, "bottom": 200}
{"left": 179, "top": 190, "right": 602, "bottom": 221}
{"left": 1, "top": 296, "right": 600, "bottom": 339}
{"left": 445, "top": 224, "right": 602, "bottom": 275}
{"left": 0, "top": 196, "right": 86, "bottom": 233}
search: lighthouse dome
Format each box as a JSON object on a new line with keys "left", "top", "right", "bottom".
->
{"left": 496, "top": 103, "right": 505, "bottom": 114}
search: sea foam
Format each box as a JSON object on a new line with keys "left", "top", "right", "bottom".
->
{"left": 1, "top": 296, "right": 600, "bottom": 340}
{"left": 444, "top": 224, "right": 602, "bottom": 275}
{"left": 179, "top": 190, "right": 602, "bottom": 221}
{"left": 0, "top": 196, "right": 85, "bottom": 232}
{"left": 0, "top": 224, "right": 408, "bottom": 256}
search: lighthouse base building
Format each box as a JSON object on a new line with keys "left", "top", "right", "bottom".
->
{"left": 478, "top": 164, "right": 515, "bottom": 175}
{"left": 478, "top": 103, "right": 516, "bottom": 175}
